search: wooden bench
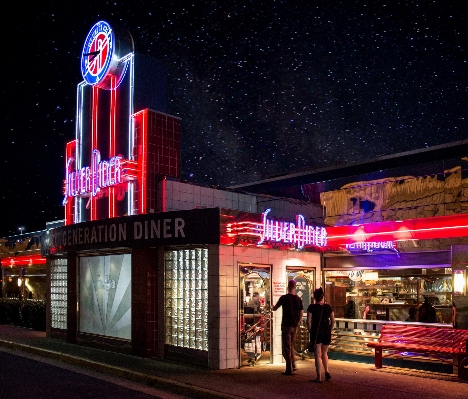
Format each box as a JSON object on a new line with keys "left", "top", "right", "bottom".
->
{"left": 367, "top": 324, "right": 468, "bottom": 379}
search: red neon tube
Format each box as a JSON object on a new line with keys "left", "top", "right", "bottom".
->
{"left": 1, "top": 254, "right": 47, "bottom": 267}
{"left": 90, "top": 86, "right": 99, "bottom": 221}
{"left": 109, "top": 76, "right": 117, "bottom": 218}
{"left": 326, "top": 214, "right": 468, "bottom": 246}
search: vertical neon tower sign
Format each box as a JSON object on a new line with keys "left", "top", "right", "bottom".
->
{"left": 63, "top": 21, "right": 137, "bottom": 224}
{"left": 64, "top": 20, "right": 180, "bottom": 224}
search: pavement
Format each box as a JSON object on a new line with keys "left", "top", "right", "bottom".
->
{"left": 0, "top": 324, "right": 467, "bottom": 399}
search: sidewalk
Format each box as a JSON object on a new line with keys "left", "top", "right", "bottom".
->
{"left": 0, "top": 324, "right": 467, "bottom": 399}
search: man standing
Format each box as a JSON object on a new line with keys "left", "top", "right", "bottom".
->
{"left": 344, "top": 296, "right": 356, "bottom": 319}
{"left": 272, "top": 279, "right": 304, "bottom": 375}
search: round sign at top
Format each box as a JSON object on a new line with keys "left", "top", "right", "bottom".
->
{"left": 81, "top": 21, "right": 134, "bottom": 90}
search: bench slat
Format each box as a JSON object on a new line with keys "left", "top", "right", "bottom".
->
{"left": 366, "top": 324, "right": 468, "bottom": 370}
{"left": 374, "top": 325, "right": 468, "bottom": 351}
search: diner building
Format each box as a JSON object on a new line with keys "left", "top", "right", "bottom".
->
{"left": 3, "top": 19, "right": 467, "bottom": 371}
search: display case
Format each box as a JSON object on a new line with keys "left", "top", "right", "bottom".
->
{"left": 324, "top": 268, "right": 454, "bottom": 323}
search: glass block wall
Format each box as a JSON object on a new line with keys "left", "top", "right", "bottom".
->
{"left": 50, "top": 258, "right": 68, "bottom": 329}
{"left": 164, "top": 248, "right": 208, "bottom": 351}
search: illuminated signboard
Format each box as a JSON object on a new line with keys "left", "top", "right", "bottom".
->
{"left": 81, "top": 20, "right": 132, "bottom": 89}
{"left": 223, "top": 208, "right": 327, "bottom": 249}
{"left": 345, "top": 241, "right": 396, "bottom": 252}
{"left": 258, "top": 209, "right": 327, "bottom": 249}
{"left": 42, "top": 208, "right": 220, "bottom": 254}
{"left": 63, "top": 149, "right": 137, "bottom": 202}
{"left": 223, "top": 212, "right": 468, "bottom": 250}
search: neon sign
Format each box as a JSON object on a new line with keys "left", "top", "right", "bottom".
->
{"left": 345, "top": 241, "right": 395, "bottom": 252}
{"left": 326, "top": 214, "right": 468, "bottom": 246}
{"left": 63, "top": 148, "right": 136, "bottom": 204}
{"left": 258, "top": 209, "right": 327, "bottom": 249}
{"left": 81, "top": 21, "right": 132, "bottom": 90}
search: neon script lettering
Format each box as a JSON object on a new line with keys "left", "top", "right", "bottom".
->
{"left": 257, "top": 208, "right": 327, "bottom": 249}
{"left": 63, "top": 149, "right": 123, "bottom": 204}
{"left": 345, "top": 241, "right": 395, "bottom": 252}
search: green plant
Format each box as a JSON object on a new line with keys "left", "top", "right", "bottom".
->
{"left": 0, "top": 298, "right": 46, "bottom": 331}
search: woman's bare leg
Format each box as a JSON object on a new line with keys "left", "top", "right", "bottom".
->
{"left": 321, "top": 344, "right": 330, "bottom": 374}
{"left": 314, "top": 344, "right": 323, "bottom": 380}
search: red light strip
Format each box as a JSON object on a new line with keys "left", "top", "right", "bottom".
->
{"left": 1, "top": 254, "right": 47, "bottom": 267}
{"left": 326, "top": 214, "right": 468, "bottom": 245}
{"left": 109, "top": 75, "right": 117, "bottom": 218}
{"left": 226, "top": 221, "right": 263, "bottom": 238}
{"left": 161, "top": 176, "right": 167, "bottom": 212}
{"left": 120, "top": 159, "right": 139, "bottom": 180}
{"left": 140, "top": 110, "right": 147, "bottom": 214}
{"left": 90, "top": 86, "right": 99, "bottom": 221}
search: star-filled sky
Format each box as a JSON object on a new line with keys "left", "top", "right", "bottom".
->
{"left": 1, "top": 1, "right": 466, "bottom": 237}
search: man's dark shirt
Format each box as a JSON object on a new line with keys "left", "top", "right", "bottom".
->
{"left": 275, "top": 293, "right": 304, "bottom": 327}
{"left": 344, "top": 301, "right": 356, "bottom": 318}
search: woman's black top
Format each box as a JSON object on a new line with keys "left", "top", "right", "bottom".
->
{"left": 307, "top": 303, "right": 333, "bottom": 345}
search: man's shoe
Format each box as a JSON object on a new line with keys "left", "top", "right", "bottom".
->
{"left": 281, "top": 371, "right": 294, "bottom": 375}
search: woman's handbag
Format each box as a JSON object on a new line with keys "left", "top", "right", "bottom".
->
{"left": 307, "top": 305, "right": 324, "bottom": 353}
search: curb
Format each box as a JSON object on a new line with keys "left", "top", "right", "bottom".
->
{"left": 0, "top": 340, "right": 243, "bottom": 399}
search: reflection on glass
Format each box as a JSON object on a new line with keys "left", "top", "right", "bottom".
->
{"left": 287, "top": 268, "right": 315, "bottom": 357}
{"left": 240, "top": 265, "right": 272, "bottom": 366}
{"left": 164, "top": 248, "right": 208, "bottom": 351}
{"left": 79, "top": 254, "right": 132, "bottom": 339}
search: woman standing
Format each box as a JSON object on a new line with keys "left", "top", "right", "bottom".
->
{"left": 307, "top": 287, "right": 335, "bottom": 382}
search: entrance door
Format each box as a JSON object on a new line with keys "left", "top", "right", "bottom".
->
{"left": 286, "top": 268, "right": 315, "bottom": 359}
{"left": 239, "top": 264, "right": 272, "bottom": 367}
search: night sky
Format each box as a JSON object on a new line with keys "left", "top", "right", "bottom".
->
{"left": 2, "top": 1, "right": 466, "bottom": 237}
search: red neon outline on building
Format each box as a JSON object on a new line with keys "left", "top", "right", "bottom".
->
{"left": 90, "top": 86, "right": 99, "bottom": 220}
{"left": 141, "top": 110, "right": 147, "bottom": 214}
{"left": 326, "top": 213, "right": 468, "bottom": 246}
{"left": 1, "top": 254, "right": 47, "bottom": 267}
{"left": 109, "top": 75, "right": 117, "bottom": 218}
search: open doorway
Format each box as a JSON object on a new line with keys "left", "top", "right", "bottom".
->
{"left": 239, "top": 264, "right": 272, "bottom": 367}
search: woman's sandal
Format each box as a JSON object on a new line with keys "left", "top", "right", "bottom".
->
{"left": 310, "top": 378, "right": 322, "bottom": 383}
{"left": 325, "top": 372, "right": 331, "bottom": 380}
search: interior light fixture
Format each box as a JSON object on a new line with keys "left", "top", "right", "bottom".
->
{"left": 454, "top": 269, "right": 466, "bottom": 296}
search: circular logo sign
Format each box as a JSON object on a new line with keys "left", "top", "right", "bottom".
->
{"left": 81, "top": 21, "right": 115, "bottom": 88}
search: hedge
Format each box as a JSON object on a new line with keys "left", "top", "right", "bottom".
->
{"left": 0, "top": 298, "right": 46, "bottom": 331}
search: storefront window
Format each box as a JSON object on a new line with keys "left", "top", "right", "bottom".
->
{"left": 324, "top": 268, "right": 453, "bottom": 323}
{"left": 79, "top": 254, "right": 132, "bottom": 339}
{"left": 2, "top": 266, "right": 46, "bottom": 299}
{"left": 51, "top": 258, "right": 68, "bottom": 330}
{"left": 164, "top": 248, "right": 208, "bottom": 351}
